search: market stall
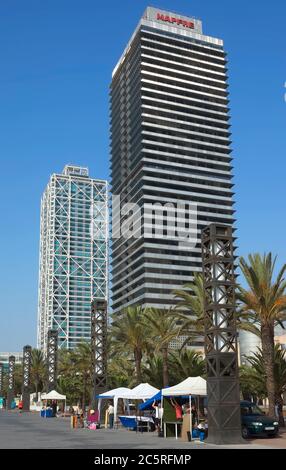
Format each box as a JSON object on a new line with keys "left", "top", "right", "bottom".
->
{"left": 161, "top": 377, "right": 207, "bottom": 440}
{"left": 40, "top": 390, "right": 66, "bottom": 417}
{"left": 96, "top": 387, "right": 131, "bottom": 424}
{"left": 117, "top": 383, "right": 160, "bottom": 428}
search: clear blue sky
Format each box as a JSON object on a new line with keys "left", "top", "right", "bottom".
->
{"left": 0, "top": 0, "right": 285, "bottom": 351}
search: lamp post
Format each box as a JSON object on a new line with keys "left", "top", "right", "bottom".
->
{"left": 22, "top": 345, "right": 32, "bottom": 411}
{"left": 7, "top": 355, "right": 15, "bottom": 410}
{"left": 91, "top": 299, "right": 107, "bottom": 409}
{"left": 201, "top": 223, "right": 243, "bottom": 444}
{"left": 46, "top": 330, "right": 58, "bottom": 392}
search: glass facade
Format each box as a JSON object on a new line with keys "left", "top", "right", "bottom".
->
{"left": 37, "top": 165, "right": 108, "bottom": 353}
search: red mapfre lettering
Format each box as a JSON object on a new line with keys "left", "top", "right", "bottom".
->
{"left": 156, "top": 12, "right": 194, "bottom": 29}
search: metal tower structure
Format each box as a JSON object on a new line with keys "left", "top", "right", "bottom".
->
{"left": 22, "top": 345, "right": 32, "bottom": 411}
{"left": 7, "top": 355, "right": 15, "bottom": 410}
{"left": 46, "top": 330, "right": 58, "bottom": 392}
{"left": 201, "top": 223, "right": 242, "bottom": 444}
{"left": 91, "top": 299, "right": 107, "bottom": 408}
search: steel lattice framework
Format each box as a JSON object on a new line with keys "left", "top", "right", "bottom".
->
{"left": 37, "top": 165, "right": 108, "bottom": 353}
{"left": 91, "top": 299, "right": 107, "bottom": 407}
{"left": 22, "top": 345, "right": 32, "bottom": 411}
{"left": 7, "top": 355, "right": 15, "bottom": 410}
{"left": 46, "top": 330, "right": 58, "bottom": 392}
{"left": 201, "top": 223, "right": 242, "bottom": 444}
{"left": 0, "top": 363, "right": 3, "bottom": 397}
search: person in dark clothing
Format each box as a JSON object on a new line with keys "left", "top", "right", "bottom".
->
{"left": 51, "top": 401, "right": 57, "bottom": 417}
{"left": 191, "top": 404, "right": 198, "bottom": 427}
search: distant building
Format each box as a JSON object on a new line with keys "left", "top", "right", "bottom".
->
{"left": 37, "top": 165, "right": 108, "bottom": 353}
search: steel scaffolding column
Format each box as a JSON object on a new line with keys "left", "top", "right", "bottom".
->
{"left": 46, "top": 330, "right": 58, "bottom": 392}
{"left": 7, "top": 355, "right": 15, "bottom": 410}
{"left": 91, "top": 300, "right": 107, "bottom": 408}
{"left": 22, "top": 345, "right": 32, "bottom": 411}
{"left": 201, "top": 223, "right": 243, "bottom": 444}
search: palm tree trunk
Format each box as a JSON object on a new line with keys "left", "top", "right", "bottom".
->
{"left": 261, "top": 323, "right": 275, "bottom": 417}
{"left": 276, "top": 394, "right": 285, "bottom": 427}
{"left": 134, "top": 350, "right": 142, "bottom": 384}
{"left": 82, "top": 375, "right": 86, "bottom": 413}
{"left": 162, "top": 347, "right": 169, "bottom": 388}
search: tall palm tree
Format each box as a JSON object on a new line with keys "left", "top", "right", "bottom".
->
{"left": 31, "top": 349, "right": 46, "bottom": 399}
{"left": 111, "top": 306, "right": 149, "bottom": 384}
{"left": 144, "top": 308, "right": 180, "bottom": 387}
{"left": 238, "top": 253, "right": 286, "bottom": 416}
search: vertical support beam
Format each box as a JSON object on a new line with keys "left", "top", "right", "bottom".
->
{"left": 201, "top": 223, "right": 242, "bottom": 444}
{"left": 46, "top": 330, "right": 58, "bottom": 392}
{"left": 91, "top": 300, "right": 107, "bottom": 409}
{"left": 7, "top": 355, "right": 15, "bottom": 410}
{"left": 22, "top": 345, "right": 32, "bottom": 411}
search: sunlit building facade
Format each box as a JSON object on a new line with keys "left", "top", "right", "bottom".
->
{"left": 37, "top": 165, "right": 108, "bottom": 353}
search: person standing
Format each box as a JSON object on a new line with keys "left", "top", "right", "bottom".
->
{"left": 152, "top": 400, "right": 163, "bottom": 432}
{"left": 170, "top": 398, "right": 183, "bottom": 420}
{"left": 191, "top": 404, "right": 198, "bottom": 427}
{"left": 107, "top": 401, "right": 114, "bottom": 429}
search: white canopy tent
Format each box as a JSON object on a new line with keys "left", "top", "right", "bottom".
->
{"left": 119, "top": 383, "right": 160, "bottom": 400}
{"left": 41, "top": 390, "right": 67, "bottom": 415}
{"left": 161, "top": 377, "right": 207, "bottom": 440}
{"left": 162, "top": 376, "right": 207, "bottom": 397}
{"left": 41, "top": 390, "right": 66, "bottom": 400}
{"left": 96, "top": 387, "right": 131, "bottom": 423}
{"left": 104, "top": 383, "right": 160, "bottom": 424}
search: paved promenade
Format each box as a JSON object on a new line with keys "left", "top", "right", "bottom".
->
{"left": 0, "top": 410, "right": 281, "bottom": 449}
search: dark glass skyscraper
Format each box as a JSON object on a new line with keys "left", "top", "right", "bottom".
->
{"left": 111, "top": 7, "right": 234, "bottom": 315}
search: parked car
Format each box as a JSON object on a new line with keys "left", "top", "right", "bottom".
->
{"left": 240, "top": 401, "right": 279, "bottom": 438}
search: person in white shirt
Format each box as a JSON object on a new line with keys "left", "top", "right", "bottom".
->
{"left": 107, "top": 401, "right": 114, "bottom": 428}
{"left": 152, "top": 400, "right": 163, "bottom": 431}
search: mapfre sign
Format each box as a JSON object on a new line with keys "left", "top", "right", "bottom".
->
{"left": 156, "top": 12, "right": 194, "bottom": 29}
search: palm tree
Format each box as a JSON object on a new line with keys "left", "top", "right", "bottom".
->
{"left": 111, "top": 306, "right": 150, "bottom": 384}
{"left": 242, "top": 344, "right": 286, "bottom": 426}
{"left": 144, "top": 308, "right": 180, "bottom": 387}
{"left": 239, "top": 364, "right": 266, "bottom": 403}
{"left": 31, "top": 349, "right": 46, "bottom": 399}
{"left": 238, "top": 253, "right": 286, "bottom": 416}
{"left": 173, "top": 272, "right": 205, "bottom": 348}
{"left": 107, "top": 353, "right": 135, "bottom": 389}
{"left": 142, "top": 355, "right": 164, "bottom": 389}
{"left": 174, "top": 272, "right": 259, "bottom": 349}
{"left": 169, "top": 349, "right": 205, "bottom": 384}
{"left": 71, "top": 342, "right": 92, "bottom": 409}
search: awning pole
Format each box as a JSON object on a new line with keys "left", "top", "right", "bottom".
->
{"left": 189, "top": 395, "right": 192, "bottom": 440}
